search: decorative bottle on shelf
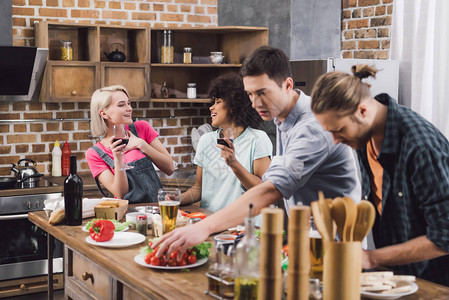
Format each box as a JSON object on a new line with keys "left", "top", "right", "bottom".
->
{"left": 62, "top": 141, "right": 71, "bottom": 176}
{"left": 51, "top": 141, "right": 62, "bottom": 177}
{"left": 64, "top": 155, "right": 83, "bottom": 226}
{"left": 233, "top": 204, "right": 260, "bottom": 300}
{"left": 160, "top": 82, "right": 169, "bottom": 99}
{"left": 161, "top": 30, "right": 173, "bottom": 64}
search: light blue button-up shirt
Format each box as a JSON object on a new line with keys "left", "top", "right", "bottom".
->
{"left": 262, "top": 90, "right": 361, "bottom": 213}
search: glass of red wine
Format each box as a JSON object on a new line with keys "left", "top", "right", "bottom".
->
{"left": 217, "top": 127, "right": 234, "bottom": 148}
{"left": 112, "top": 124, "right": 134, "bottom": 170}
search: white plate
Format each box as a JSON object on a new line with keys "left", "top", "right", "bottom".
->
{"left": 361, "top": 282, "right": 418, "bottom": 299}
{"left": 134, "top": 255, "right": 208, "bottom": 270}
{"left": 82, "top": 224, "right": 129, "bottom": 233}
{"left": 86, "top": 232, "right": 146, "bottom": 248}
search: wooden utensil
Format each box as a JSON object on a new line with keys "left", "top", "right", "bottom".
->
{"left": 318, "top": 191, "right": 333, "bottom": 241}
{"left": 311, "top": 201, "right": 331, "bottom": 242}
{"left": 342, "top": 196, "right": 357, "bottom": 241}
{"left": 330, "top": 197, "right": 346, "bottom": 241}
{"left": 353, "top": 200, "right": 375, "bottom": 242}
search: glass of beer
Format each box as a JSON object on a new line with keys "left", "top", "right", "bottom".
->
{"left": 158, "top": 188, "right": 181, "bottom": 234}
{"left": 310, "top": 217, "right": 324, "bottom": 280}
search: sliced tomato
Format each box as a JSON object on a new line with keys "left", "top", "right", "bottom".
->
{"left": 186, "top": 212, "right": 206, "bottom": 220}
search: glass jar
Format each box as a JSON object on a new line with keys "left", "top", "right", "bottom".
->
{"left": 61, "top": 40, "right": 73, "bottom": 61}
{"left": 183, "top": 47, "right": 192, "bottom": 64}
{"left": 161, "top": 30, "right": 173, "bottom": 64}
{"left": 136, "top": 214, "right": 148, "bottom": 236}
{"left": 187, "top": 83, "right": 196, "bottom": 99}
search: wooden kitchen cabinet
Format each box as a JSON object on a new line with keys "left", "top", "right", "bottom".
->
{"left": 35, "top": 22, "right": 150, "bottom": 102}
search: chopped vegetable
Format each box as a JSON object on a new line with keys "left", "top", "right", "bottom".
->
{"left": 89, "top": 219, "right": 115, "bottom": 242}
{"left": 185, "top": 212, "right": 207, "bottom": 220}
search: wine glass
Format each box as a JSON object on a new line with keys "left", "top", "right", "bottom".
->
{"left": 112, "top": 124, "right": 134, "bottom": 170}
{"left": 217, "top": 127, "right": 234, "bottom": 148}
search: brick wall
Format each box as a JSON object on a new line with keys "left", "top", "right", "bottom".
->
{"left": 341, "top": 0, "right": 393, "bottom": 59}
{"left": 1, "top": 0, "right": 216, "bottom": 176}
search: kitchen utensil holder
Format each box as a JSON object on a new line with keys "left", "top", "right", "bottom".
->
{"left": 323, "top": 241, "right": 361, "bottom": 300}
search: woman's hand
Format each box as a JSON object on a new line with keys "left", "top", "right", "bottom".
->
{"left": 108, "top": 136, "right": 126, "bottom": 158}
{"left": 217, "top": 138, "right": 237, "bottom": 167}
{"left": 124, "top": 130, "right": 142, "bottom": 152}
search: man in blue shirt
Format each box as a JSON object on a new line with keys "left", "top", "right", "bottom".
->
{"left": 311, "top": 65, "right": 449, "bottom": 286}
{"left": 153, "top": 46, "right": 360, "bottom": 258}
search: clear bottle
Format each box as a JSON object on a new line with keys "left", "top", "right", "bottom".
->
{"left": 64, "top": 155, "right": 83, "bottom": 226}
{"left": 51, "top": 141, "right": 62, "bottom": 177}
{"left": 233, "top": 204, "right": 259, "bottom": 300}
{"left": 160, "top": 81, "right": 169, "bottom": 99}
{"left": 61, "top": 40, "right": 73, "bottom": 61}
{"left": 187, "top": 83, "right": 196, "bottom": 99}
{"left": 208, "top": 243, "right": 224, "bottom": 296}
{"left": 62, "top": 141, "right": 71, "bottom": 176}
{"left": 161, "top": 30, "right": 173, "bottom": 64}
{"left": 183, "top": 47, "right": 192, "bottom": 64}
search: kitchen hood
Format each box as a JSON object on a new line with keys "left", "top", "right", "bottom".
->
{"left": 0, "top": 46, "right": 48, "bottom": 102}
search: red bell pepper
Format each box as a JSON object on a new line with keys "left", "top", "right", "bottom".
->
{"left": 89, "top": 219, "right": 115, "bottom": 242}
{"left": 186, "top": 212, "right": 206, "bottom": 220}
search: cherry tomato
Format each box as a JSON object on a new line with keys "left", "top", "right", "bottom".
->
{"left": 168, "top": 258, "right": 177, "bottom": 266}
{"left": 178, "top": 258, "right": 187, "bottom": 266}
{"left": 187, "top": 254, "right": 197, "bottom": 264}
{"left": 170, "top": 251, "right": 179, "bottom": 259}
{"left": 150, "top": 256, "right": 160, "bottom": 266}
{"left": 159, "top": 259, "right": 167, "bottom": 266}
{"left": 144, "top": 252, "right": 154, "bottom": 264}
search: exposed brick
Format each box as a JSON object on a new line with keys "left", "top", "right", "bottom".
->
{"left": 383, "top": 0, "right": 393, "bottom": 3}
{"left": 363, "top": 7, "right": 374, "bottom": 17}
{"left": 12, "top": 0, "right": 26, "bottom": 5}
{"left": 376, "top": 5, "right": 386, "bottom": 15}
{"left": 12, "top": 102, "right": 27, "bottom": 111}
{"left": 359, "top": 40, "right": 380, "bottom": 49}
{"left": 102, "top": 10, "right": 128, "bottom": 19}
{"left": 166, "top": 137, "right": 178, "bottom": 145}
{"left": 342, "top": 9, "right": 351, "bottom": 19}
{"left": 78, "top": 121, "right": 90, "bottom": 130}
{"left": 78, "top": 0, "right": 91, "bottom": 7}
{"left": 0, "top": 104, "right": 9, "bottom": 112}
{"left": 0, "top": 113, "right": 21, "bottom": 120}
{"left": 0, "top": 156, "right": 21, "bottom": 165}
{"left": 167, "top": 4, "right": 178, "bottom": 12}
{"left": 13, "top": 18, "right": 27, "bottom": 26}
{"left": 39, "top": 8, "right": 68, "bottom": 18}
{"left": 354, "top": 29, "right": 365, "bottom": 39}
{"left": 24, "top": 112, "right": 53, "bottom": 119}
{"left": 166, "top": 119, "right": 178, "bottom": 126}
{"left": 95, "top": 1, "right": 105, "bottom": 8}
{"left": 0, "top": 125, "right": 9, "bottom": 132}
{"left": 32, "top": 144, "right": 46, "bottom": 153}
{"left": 166, "top": 102, "right": 178, "bottom": 108}
{"left": 71, "top": 10, "right": 100, "bottom": 18}
{"left": 175, "top": 0, "right": 197, "bottom": 3}
{"left": 348, "top": 19, "right": 369, "bottom": 29}
{"left": 139, "top": 3, "right": 150, "bottom": 10}
{"left": 146, "top": 109, "right": 172, "bottom": 118}
{"left": 55, "top": 111, "right": 84, "bottom": 119}
{"left": 359, "top": 0, "right": 380, "bottom": 6}
{"left": 342, "top": 40, "right": 356, "bottom": 50}
{"left": 160, "top": 13, "right": 184, "bottom": 22}
{"left": 159, "top": 128, "right": 184, "bottom": 136}
{"left": 378, "top": 28, "right": 389, "bottom": 37}
{"left": 187, "top": 15, "right": 211, "bottom": 23}
{"left": 376, "top": 50, "right": 389, "bottom": 59}
{"left": 133, "top": 110, "right": 144, "bottom": 118}
{"left": 192, "top": 117, "right": 206, "bottom": 125}
{"left": 46, "top": 0, "right": 59, "bottom": 6}
{"left": 109, "top": 1, "right": 121, "bottom": 9}
{"left": 344, "top": 30, "right": 354, "bottom": 40}
{"left": 381, "top": 39, "right": 390, "bottom": 49}
{"left": 366, "top": 29, "right": 376, "bottom": 38}
{"left": 387, "top": 5, "right": 393, "bottom": 14}
{"left": 352, "top": 8, "right": 361, "bottom": 18}
{"left": 41, "top": 134, "right": 70, "bottom": 143}
{"left": 0, "top": 146, "right": 11, "bottom": 155}
{"left": 73, "top": 132, "right": 91, "bottom": 140}
{"left": 201, "top": 0, "right": 216, "bottom": 4}
{"left": 46, "top": 123, "right": 60, "bottom": 131}
{"left": 153, "top": 4, "right": 164, "bottom": 11}
{"left": 45, "top": 103, "right": 60, "bottom": 110}
{"left": 124, "top": 2, "right": 135, "bottom": 10}
{"left": 195, "top": 6, "right": 205, "bottom": 14}
{"left": 62, "top": 122, "right": 74, "bottom": 131}
{"left": 371, "top": 16, "right": 391, "bottom": 27}
{"left": 342, "top": 0, "right": 357, "bottom": 8}
{"left": 180, "top": 118, "right": 191, "bottom": 126}
{"left": 30, "top": 124, "right": 44, "bottom": 132}
{"left": 61, "top": 103, "right": 74, "bottom": 110}
{"left": 26, "top": 154, "right": 51, "bottom": 164}
{"left": 62, "top": 0, "right": 74, "bottom": 7}
{"left": 174, "top": 146, "right": 191, "bottom": 154}
{"left": 80, "top": 141, "right": 95, "bottom": 150}
{"left": 28, "top": 103, "right": 43, "bottom": 111}
{"left": 174, "top": 109, "right": 199, "bottom": 117}
{"left": 12, "top": 7, "right": 35, "bottom": 16}
{"left": 354, "top": 50, "right": 375, "bottom": 59}
{"left": 22, "top": 29, "right": 35, "bottom": 38}
{"left": 14, "top": 124, "right": 27, "bottom": 132}
{"left": 132, "top": 12, "right": 157, "bottom": 21}
{"left": 180, "top": 5, "right": 191, "bottom": 12}
{"left": 207, "top": 6, "right": 216, "bottom": 14}
{"left": 7, "top": 134, "right": 37, "bottom": 144}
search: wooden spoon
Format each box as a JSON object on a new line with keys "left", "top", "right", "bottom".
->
{"left": 342, "top": 196, "right": 357, "bottom": 241}
{"left": 353, "top": 200, "right": 376, "bottom": 242}
{"left": 331, "top": 197, "right": 346, "bottom": 241}
{"left": 311, "top": 201, "right": 331, "bottom": 242}
{"left": 318, "top": 191, "right": 333, "bottom": 241}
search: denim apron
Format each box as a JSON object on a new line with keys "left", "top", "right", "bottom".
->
{"left": 91, "top": 123, "right": 162, "bottom": 204}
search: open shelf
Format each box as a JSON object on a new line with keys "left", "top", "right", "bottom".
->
{"left": 151, "top": 98, "right": 211, "bottom": 103}
{"left": 151, "top": 63, "right": 242, "bottom": 68}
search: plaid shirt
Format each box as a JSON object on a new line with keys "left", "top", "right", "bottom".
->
{"left": 357, "top": 94, "right": 449, "bottom": 286}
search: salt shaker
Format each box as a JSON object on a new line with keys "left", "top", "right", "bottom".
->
{"left": 136, "top": 214, "right": 148, "bottom": 236}
{"left": 187, "top": 83, "right": 196, "bottom": 99}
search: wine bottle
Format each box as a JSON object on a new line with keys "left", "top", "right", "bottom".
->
{"left": 64, "top": 155, "right": 83, "bottom": 225}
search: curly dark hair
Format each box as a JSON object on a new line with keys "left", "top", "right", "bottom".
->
{"left": 208, "top": 72, "right": 261, "bottom": 129}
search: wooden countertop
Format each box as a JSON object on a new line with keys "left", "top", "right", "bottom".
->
{"left": 0, "top": 168, "right": 196, "bottom": 197}
{"left": 28, "top": 204, "right": 213, "bottom": 300}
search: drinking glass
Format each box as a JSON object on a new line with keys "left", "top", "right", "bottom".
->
{"left": 112, "top": 124, "right": 134, "bottom": 170}
{"left": 217, "top": 127, "right": 234, "bottom": 148}
{"left": 158, "top": 188, "right": 181, "bottom": 234}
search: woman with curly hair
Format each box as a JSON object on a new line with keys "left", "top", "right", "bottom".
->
{"left": 181, "top": 72, "right": 272, "bottom": 215}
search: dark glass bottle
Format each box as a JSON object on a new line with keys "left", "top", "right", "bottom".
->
{"left": 64, "top": 155, "right": 83, "bottom": 225}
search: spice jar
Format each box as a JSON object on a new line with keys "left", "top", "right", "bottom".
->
{"left": 183, "top": 47, "right": 192, "bottom": 64}
{"left": 161, "top": 30, "right": 173, "bottom": 64}
{"left": 136, "top": 214, "right": 148, "bottom": 236}
{"left": 187, "top": 83, "right": 196, "bottom": 99}
{"left": 61, "top": 40, "right": 73, "bottom": 61}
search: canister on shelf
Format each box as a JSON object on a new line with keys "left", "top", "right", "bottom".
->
{"left": 161, "top": 30, "right": 173, "bottom": 64}
{"left": 187, "top": 83, "right": 196, "bottom": 99}
{"left": 183, "top": 47, "right": 192, "bottom": 64}
{"left": 136, "top": 214, "right": 148, "bottom": 236}
{"left": 61, "top": 40, "right": 73, "bottom": 61}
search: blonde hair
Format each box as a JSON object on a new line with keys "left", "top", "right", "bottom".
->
{"left": 311, "top": 64, "right": 378, "bottom": 115}
{"left": 90, "top": 85, "right": 130, "bottom": 136}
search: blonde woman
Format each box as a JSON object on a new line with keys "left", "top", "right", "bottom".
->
{"left": 86, "top": 85, "right": 174, "bottom": 203}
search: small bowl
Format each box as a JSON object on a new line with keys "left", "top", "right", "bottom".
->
{"left": 214, "top": 234, "right": 236, "bottom": 254}
{"left": 209, "top": 51, "right": 224, "bottom": 64}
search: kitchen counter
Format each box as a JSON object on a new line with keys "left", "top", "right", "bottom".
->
{"left": 0, "top": 168, "right": 196, "bottom": 197}
{"left": 29, "top": 204, "right": 213, "bottom": 300}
